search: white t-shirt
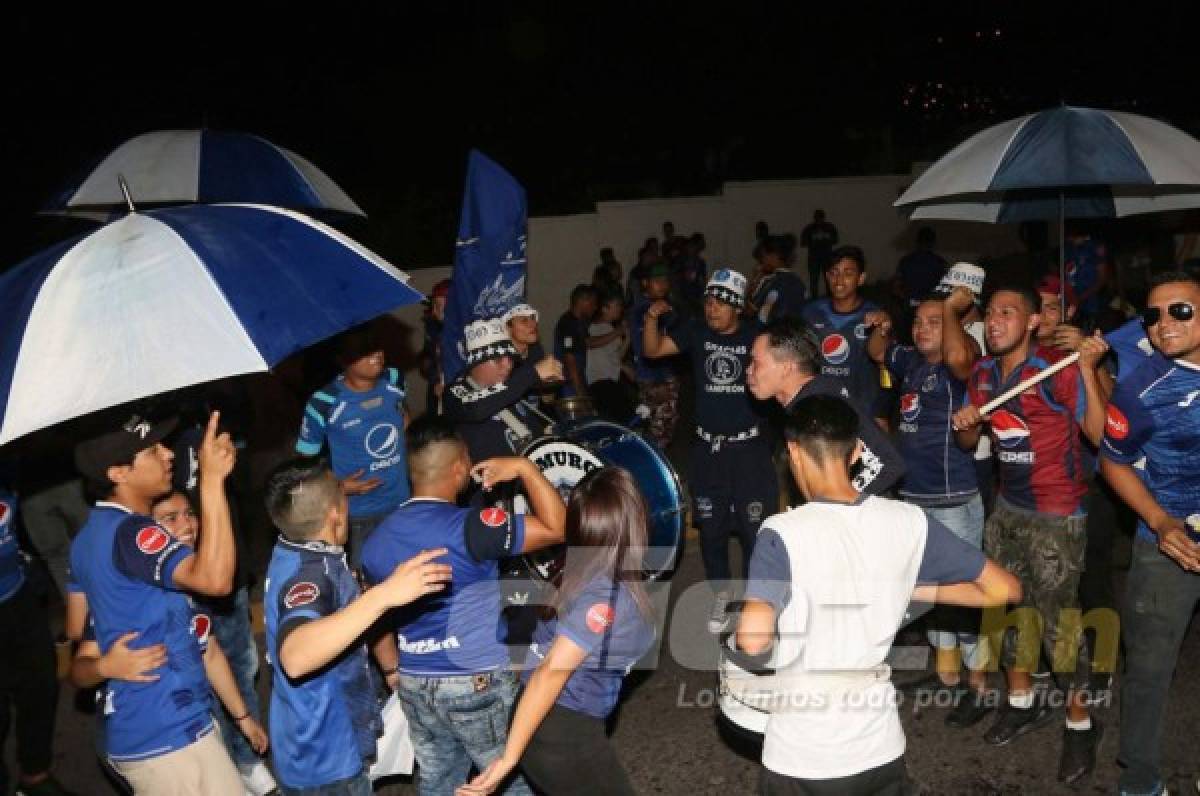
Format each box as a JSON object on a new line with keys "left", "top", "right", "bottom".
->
{"left": 586, "top": 322, "right": 623, "bottom": 384}
{"left": 745, "top": 495, "right": 985, "bottom": 780}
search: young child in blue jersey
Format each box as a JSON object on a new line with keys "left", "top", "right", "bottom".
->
{"left": 68, "top": 410, "right": 241, "bottom": 794}
{"left": 296, "top": 324, "right": 411, "bottom": 568}
{"left": 1099, "top": 271, "right": 1200, "bottom": 796}
{"left": 361, "top": 416, "right": 566, "bottom": 796}
{"left": 263, "top": 459, "right": 451, "bottom": 796}
{"left": 458, "top": 467, "right": 656, "bottom": 796}
{"left": 801, "top": 245, "right": 888, "bottom": 429}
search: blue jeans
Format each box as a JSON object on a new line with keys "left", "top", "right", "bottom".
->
{"left": 1118, "top": 541, "right": 1200, "bottom": 794}
{"left": 209, "top": 586, "right": 262, "bottom": 766}
{"left": 280, "top": 771, "right": 371, "bottom": 796}
{"left": 397, "top": 670, "right": 531, "bottom": 796}
{"left": 921, "top": 496, "right": 987, "bottom": 671}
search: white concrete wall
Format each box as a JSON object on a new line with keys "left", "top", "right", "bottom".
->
{"left": 402, "top": 172, "right": 1025, "bottom": 412}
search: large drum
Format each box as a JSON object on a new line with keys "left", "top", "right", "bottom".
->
{"left": 517, "top": 420, "right": 684, "bottom": 582}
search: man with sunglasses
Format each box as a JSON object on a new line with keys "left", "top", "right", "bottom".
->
{"left": 1100, "top": 272, "right": 1200, "bottom": 796}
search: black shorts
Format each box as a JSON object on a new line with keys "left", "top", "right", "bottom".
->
{"left": 760, "top": 756, "right": 908, "bottom": 796}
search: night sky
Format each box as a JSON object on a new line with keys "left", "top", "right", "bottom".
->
{"left": 1, "top": 3, "right": 1195, "bottom": 268}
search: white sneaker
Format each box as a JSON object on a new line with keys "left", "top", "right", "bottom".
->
{"left": 237, "top": 760, "right": 278, "bottom": 796}
{"left": 708, "top": 591, "right": 732, "bottom": 634}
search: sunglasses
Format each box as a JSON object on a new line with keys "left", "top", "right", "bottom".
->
{"left": 1141, "top": 302, "right": 1196, "bottom": 328}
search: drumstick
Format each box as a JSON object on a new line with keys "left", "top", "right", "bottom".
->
{"left": 979, "top": 351, "right": 1080, "bottom": 415}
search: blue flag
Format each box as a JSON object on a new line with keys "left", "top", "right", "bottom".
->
{"left": 441, "top": 150, "right": 528, "bottom": 382}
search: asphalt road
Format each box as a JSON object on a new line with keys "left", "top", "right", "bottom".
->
{"left": 14, "top": 532, "right": 1200, "bottom": 795}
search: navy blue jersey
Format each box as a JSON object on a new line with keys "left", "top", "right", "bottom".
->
{"left": 885, "top": 345, "right": 978, "bottom": 505}
{"left": 0, "top": 490, "right": 23, "bottom": 602}
{"left": 801, "top": 298, "right": 882, "bottom": 412}
{"left": 631, "top": 298, "right": 678, "bottom": 383}
{"left": 1101, "top": 355, "right": 1200, "bottom": 543}
{"left": 360, "top": 498, "right": 525, "bottom": 676}
{"left": 554, "top": 313, "right": 589, "bottom": 398}
{"left": 265, "top": 538, "right": 380, "bottom": 789}
{"left": 752, "top": 270, "right": 807, "bottom": 325}
{"left": 524, "top": 578, "right": 655, "bottom": 719}
{"left": 1106, "top": 318, "right": 1156, "bottom": 381}
{"left": 68, "top": 503, "right": 212, "bottom": 761}
{"left": 296, "top": 367, "right": 410, "bottom": 518}
{"left": 669, "top": 318, "right": 767, "bottom": 434}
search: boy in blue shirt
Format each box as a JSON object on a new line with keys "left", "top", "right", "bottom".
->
{"left": 264, "top": 459, "right": 451, "bottom": 795}
{"left": 68, "top": 410, "right": 240, "bottom": 794}
{"left": 296, "top": 324, "right": 411, "bottom": 568}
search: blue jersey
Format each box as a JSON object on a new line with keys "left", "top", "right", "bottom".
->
{"left": 1065, "top": 237, "right": 1108, "bottom": 315}
{"left": 361, "top": 498, "right": 525, "bottom": 676}
{"left": 0, "top": 490, "right": 24, "bottom": 602}
{"left": 265, "top": 537, "right": 380, "bottom": 789}
{"left": 631, "top": 298, "right": 678, "bottom": 384}
{"left": 802, "top": 298, "right": 881, "bottom": 412}
{"left": 1101, "top": 355, "right": 1200, "bottom": 543}
{"left": 68, "top": 503, "right": 211, "bottom": 761}
{"left": 296, "top": 367, "right": 410, "bottom": 518}
{"left": 1105, "top": 318, "right": 1156, "bottom": 382}
{"left": 885, "top": 345, "right": 978, "bottom": 505}
{"left": 752, "top": 270, "right": 807, "bottom": 325}
{"left": 524, "top": 577, "right": 655, "bottom": 719}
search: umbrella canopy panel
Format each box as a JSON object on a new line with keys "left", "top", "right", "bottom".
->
{"left": 0, "top": 204, "right": 418, "bottom": 444}
{"left": 47, "top": 130, "right": 365, "bottom": 217}
{"left": 898, "top": 106, "right": 1200, "bottom": 208}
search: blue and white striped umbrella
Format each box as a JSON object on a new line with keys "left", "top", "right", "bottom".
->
{"left": 896, "top": 106, "right": 1200, "bottom": 222}
{"left": 0, "top": 204, "right": 421, "bottom": 444}
{"left": 45, "top": 129, "right": 366, "bottom": 218}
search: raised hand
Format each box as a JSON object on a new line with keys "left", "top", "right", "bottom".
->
{"left": 197, "top": 411, "right": 237, "bottom": 482}
{"left": 535, "top": 356, "right": 564, "bottom": 383}
{"left": 470, "top": 458, "right": 530, "bottom": 491}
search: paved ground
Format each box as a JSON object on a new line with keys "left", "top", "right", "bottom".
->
{"left": 13, "top": 531, "right": 1200, "bottom": 795}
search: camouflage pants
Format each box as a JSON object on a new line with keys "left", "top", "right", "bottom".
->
{"left": 982, "top": 496, "right": 1090, "bottom": 691}
{"left": 638, "top": 378, "right": 679, "bottom": 451}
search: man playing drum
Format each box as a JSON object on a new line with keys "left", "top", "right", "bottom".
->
{"left": 642, "top": 269, "right": 777, "bottom": 634}
{"left": 443, "top": 319, "right": 563, "bottom": 463}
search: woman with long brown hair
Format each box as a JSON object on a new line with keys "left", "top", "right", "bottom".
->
{"left": 457, "top": 467, "right": 656, "bottom": 796}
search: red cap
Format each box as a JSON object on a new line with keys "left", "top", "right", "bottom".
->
{"left": 1036, "top": 274, "right": 1076, "bottom": 307}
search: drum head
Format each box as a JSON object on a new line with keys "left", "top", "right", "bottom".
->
{"left": 566, "top": 421, "right": 685, "bottom": 579}
{"left": 518, "top": 436, "right": 604, "bottom": 582}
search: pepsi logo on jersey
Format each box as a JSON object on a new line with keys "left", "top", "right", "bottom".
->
{"left": 821, "top": 334, "right": 850, "bottom": 365}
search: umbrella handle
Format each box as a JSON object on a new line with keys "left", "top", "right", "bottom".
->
{"left": 979, "top": 352, "right": 1080, "bottom": 415}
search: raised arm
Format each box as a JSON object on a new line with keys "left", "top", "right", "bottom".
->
{"left": 442, "top": 364, "right": 541, "bottom": 422}
{"left": 471, "top": 458, "right": 566, "bottom": 551}
{"left": 942, "top": 288, "right": 981, "bottom": 382}
{"left": 279, "top": 549, "right": 451, "bottom": 679}
{"left": 864, "top": 310, "right": 891, "bottom": 364}
{"left": 641, "top": 300, "right": 679, "bottom": 359}
{"left": 172, "top": 412, "right": 238, "bottom": 596}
